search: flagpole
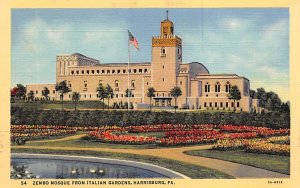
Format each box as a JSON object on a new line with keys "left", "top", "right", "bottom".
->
{"left": 127, "top": 31, "right": 130, "bottom": 111}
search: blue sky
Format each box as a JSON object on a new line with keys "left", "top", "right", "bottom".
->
{"left": 11, "top": 8, "right": 289, "bottom": 101}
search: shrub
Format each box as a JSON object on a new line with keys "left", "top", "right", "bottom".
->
{"left": 11, "top": 107, "right": 290, "bottom": 128}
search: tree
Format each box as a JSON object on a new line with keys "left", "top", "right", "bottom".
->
{"left": 105, "top": 84, "right": 114, "bottom": 110}
{"left": 227, "top": 85, "right": 241, "bottom": 113}
{"left": 125, "top": 88, "right": 132, "bottom": 98}
{"left": 55, "top": 81, "right": 71, "bottom": 110}
{"left": 27, "top": 90, "right": 35, "bottom": 102}
{"left": 71, "top": 92, "right": 80, "bottom": 111}
{"left": 97, "top": 84, "right": 107, "bottom": 110}
{"left": 170, "top": 86, "right": 182, "bottom": 113}
{"left": 42, "top": 87, "right": 50, "bottom": 100}
{"left": 255, "top": 88, "right": 283, "bottom": 112}
{"left": 279, "top": 102, "right": 290, "bottom": 113}
{"left": 256, "top": 88, "right": 267, "bottom": 108}
{"left": 249, "top": 89, "right": 256, "bottom": 99}
{"left": 16, "top": 84, "right": 27, "bottom": 99}
{"left": 147, "top": 87, "right": 156, "bottom": 112}
{"left": 265, "top": 91, "right": 282, "bottom": 111}
{"left": 125, "top": 88, "right": 132, "bottom": 110}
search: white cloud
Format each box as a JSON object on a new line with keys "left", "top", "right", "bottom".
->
{"left": 220, "top": 18, "right": 250, "bottom": 30}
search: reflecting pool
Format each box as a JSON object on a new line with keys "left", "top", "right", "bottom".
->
{"left": 11, "top": 158, "right": 170, "bottom": 179}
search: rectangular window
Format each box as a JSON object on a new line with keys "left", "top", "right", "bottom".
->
{"left": 220, "top": 102, "right": 223, "bottom": 108}
{"left": 92, "top": 70, "right": 94, "bottom": 74}
{"left": 204, "top": 102, "right": 207, "bottom": 107}
{"left": 97, "top": 70, "right": 100, "bottom": 74}
{"left": 53, "top": 90, "right": 55, "bottom": 94}
{"left": 215, "top": 102, "right": 217, "bottom": 107}
{"left": 209, "top": 102, "right": 212, "bottom": 107}
{"left": 226, "top": 102, "right": 228, "bottom": 107}
{"left": 102, "top": 70, "right": 105, "bottom": 73}
{"left": 107, "top": 70, "right": 110, "bottom": 74}
{"left": 87, "top": 70, "right": 89, "bottom": 74}
{"left": 123, "top": 69, "right": 126, "bottom": 73}
{"left": 237, "top": 102, "right": 240, "bottom": 108}
{"left": 161, "top": 47, "right": 166, "bottom": 57}
{"left": 131, "top": 80, "right": 135, "bottom": 87}
{"left": 116, "top": 94, "right": 118, "bottom": 98}
{"left": 139, "top": 69, "right": 143, "bottom": 73}
{"left": 231, "top": 102, "right": 234, "bottom": 107}
{"left": 144, "top": 69, "right": 148, "bottom": 73}
{"left": 76, "top": 71, "right": 79, "bottom": 74}
{"left": 71, "top": 71, "right": 74, "bottom": 75}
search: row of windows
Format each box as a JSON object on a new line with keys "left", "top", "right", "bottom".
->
{"left": 67, "top": 80, "right": 138, "bottom": 90}
{"left": 35, "top": 90, "right": 56, "bottom": 94}
{"left": 67, "top": 93, "right": 136, "bottom": 99}
{"left": 205, "top": 82, "right": 231, "bottom": 93}
{"left": 204, "top": 101, "right": 240, "bottom": 108}
{"left": 70, "top": 68, "right": 149, "bottom": 75}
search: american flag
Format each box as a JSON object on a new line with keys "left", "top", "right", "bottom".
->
{"left": 128, "top": 30, "right": 139, "bottom": 50}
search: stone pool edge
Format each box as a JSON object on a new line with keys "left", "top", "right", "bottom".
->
{"left": 11, "top": 153, "right": 190, "bottom": 179}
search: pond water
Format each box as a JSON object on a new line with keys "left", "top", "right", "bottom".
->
{"left": 11, "top": 158, "right": 169, "bottom": 179}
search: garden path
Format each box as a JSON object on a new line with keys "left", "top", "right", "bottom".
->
{"left": 13, "top": 133, "right": 289, "bottom": 179}
{"left": 27, "top": 134, "right": 87, "bottom": 143}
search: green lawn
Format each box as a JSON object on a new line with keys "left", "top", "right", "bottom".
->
{"left": 11, "top": 148, "right": 233, "bottom": 179}
{"left": 12, "top": 99, "right": 107, "bottom": 110}
{"left": 25, "top": 136, "right": 160, "bottom": 149}
{"left": 184, "top": 149, "right": 290, "bottom": 175}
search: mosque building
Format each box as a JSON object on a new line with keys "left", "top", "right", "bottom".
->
{"left": 26, "top": 14, "right": 259, "bottom": 112}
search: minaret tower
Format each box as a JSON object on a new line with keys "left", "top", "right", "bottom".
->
{"left": 151, "top": 11, "right": 182, "bottom": 97}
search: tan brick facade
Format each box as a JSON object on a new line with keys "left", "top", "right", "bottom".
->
{"left": 26, "top": 17, "right": 259, "bottom": 112}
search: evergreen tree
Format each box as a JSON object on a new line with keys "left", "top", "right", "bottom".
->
{"left": 105, "top": 84, "right": 114, "bottom": 110}
{"left": 170, "top": 86, "right": 182, "bottom": 113}
{"left": 16, "top": 84, "right": 27, "bottom": 99}
{"left": 55, "top": 81, "right": 71, "bottom": 110}
{"left": 71, "top": 92, "right": 80, "bottom": 111}
{"left": 42, "top": 87, "right": 50, "bottom": 100}
{"left": 147, "top": 87, "right": 156, "bottom": 111}
{"left": 97, "top": 84, "right": 107, "bottom": 110}
{"left": 27, "top": 90, "right": 35, "bottom": 102}
{"left": 227, "top": 85, "right": 241, "bottom": 113}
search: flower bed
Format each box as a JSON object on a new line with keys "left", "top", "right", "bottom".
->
{"left": 212, "top": 137, "right": 290, "bottom": 156}
{"left": 11, "top": 124, "right": 290, "bottom": 154}
{"left": 128, "top": 124, "right": 214, "bottom": 133}
{"left": 219, "top": 125, "right": 289, "bottom": 137}
{"left": 89, "top": 130, "right": 157, "bottom": 145}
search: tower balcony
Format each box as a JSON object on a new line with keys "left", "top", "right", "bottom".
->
{"left": 152, "top": 35, "right": 182, "bottom": 47}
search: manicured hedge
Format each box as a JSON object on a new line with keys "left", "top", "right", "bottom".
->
{"left": 11, "top": 107, "right": 290, "bottom": 129}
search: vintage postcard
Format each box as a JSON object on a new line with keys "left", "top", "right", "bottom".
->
{"left": 1, "top": 0, "right": 300, "bottom": 188}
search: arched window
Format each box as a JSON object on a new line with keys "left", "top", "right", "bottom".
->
{"left": 215, "top": 82, "right": 220, "bottom": 92}
{"left": 225, "top": 82, "right": 231, "bottom": 92}
{"left": 205, "top": 83, "right": 210, "bottom": 92}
